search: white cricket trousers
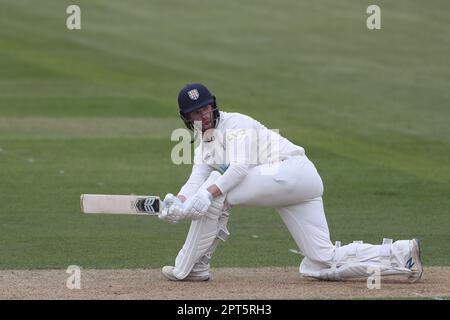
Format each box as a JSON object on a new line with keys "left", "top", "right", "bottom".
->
{"left": 226, "top": 155, "right": 334, "bottom": 264}
{"left": 226, "top": 156, "right": 412, "bottom": 280}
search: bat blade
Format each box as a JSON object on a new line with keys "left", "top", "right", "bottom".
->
{"left": 80, "top": 194, "right": 161, "bottom": 216}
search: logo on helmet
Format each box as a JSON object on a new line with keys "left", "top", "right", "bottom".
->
{"left": 187, "top": 89, "right": 200, "bottom": 100}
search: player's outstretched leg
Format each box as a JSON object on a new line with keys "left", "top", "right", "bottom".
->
{"left": 277, "top": 198, "right": 423, "bottom": 283}
{"left": 300, "top": 238, "right": 423, "bottom": 283}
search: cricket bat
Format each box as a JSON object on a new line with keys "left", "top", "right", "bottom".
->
{"left": 80, "top": 194, "right": 162, "bottom": 216}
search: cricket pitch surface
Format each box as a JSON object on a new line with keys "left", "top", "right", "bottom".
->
{"left": 1, "top": 267, "right": 449, "bottom": 299}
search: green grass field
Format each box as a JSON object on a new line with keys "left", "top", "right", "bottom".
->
{"left": 0, "top": 0, "right": 449, "bottom": 269}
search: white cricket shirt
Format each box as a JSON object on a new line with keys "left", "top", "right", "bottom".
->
{"left": 178, "top": 111, "right": 305, "bottom": 197}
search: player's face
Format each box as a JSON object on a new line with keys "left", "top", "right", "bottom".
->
{"left": 188, "top": 105, "right": 214, "bottom": 132}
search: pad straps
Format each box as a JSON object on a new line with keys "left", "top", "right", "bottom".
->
{"left": 379, "top": 238, "right": 393, "bottom": 267}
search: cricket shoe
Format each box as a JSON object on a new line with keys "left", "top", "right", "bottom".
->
{"left": 161, "top": 266, "right": 210, "bottom": 281}
{"left": 406, "top": 239, "right": 423, "bottom": 283}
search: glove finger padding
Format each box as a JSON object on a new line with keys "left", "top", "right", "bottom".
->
{"left": 169, "top": 204, "right": 184, "bottom": 217}
{"left": 182, "top": 189, "right": 213, "bottom": 217}
{"left": 163, "top": 193, "right": 178, "bottom": 205}
{"left": 159, "top": 193, "right": 184, "bottom": 223}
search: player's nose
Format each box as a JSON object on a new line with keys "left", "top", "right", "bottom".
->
{"left": 202, "top": 114, "right": 211, "bottom": 123}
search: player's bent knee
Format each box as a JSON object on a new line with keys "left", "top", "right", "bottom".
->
{"left": 172, "top": 172, "right": 227, "bottom": 279}
{"left": 172, "top": 196, "right": 227, "bottom": 279}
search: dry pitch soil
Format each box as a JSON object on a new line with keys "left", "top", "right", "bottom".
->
{"left": 1, "top": 267, "right": 449, "bottom": 299}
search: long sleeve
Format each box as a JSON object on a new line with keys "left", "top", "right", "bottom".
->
{"left": 178, "top": 164, "right": 213, "bottom": 198}
{"left": 213, "top": 118, "right": 255, "bottom": 193}
{"left": 214, "top": 163, "right": 249, "bottom": 194}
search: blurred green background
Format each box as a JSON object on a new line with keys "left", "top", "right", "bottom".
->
{"left": 0, "top": 0, "right": 449, "bottom": 269}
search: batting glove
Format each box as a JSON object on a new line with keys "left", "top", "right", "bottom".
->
{"left": 181, "top": 189, "right": 213, "bottom": 218}
{"left": 159, "top": 193, "right": 184, "bottom": 224}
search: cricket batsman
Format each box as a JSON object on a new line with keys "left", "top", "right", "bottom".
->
{"left": 158, "top": 83, "right": 423, "bottom": 283}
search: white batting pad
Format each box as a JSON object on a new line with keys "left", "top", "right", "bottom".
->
{"left": 300, "top": 239, "right": 414, "bottom": 280}
{"left": 172, "top": 171, "right": 226, "bottom": 279}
